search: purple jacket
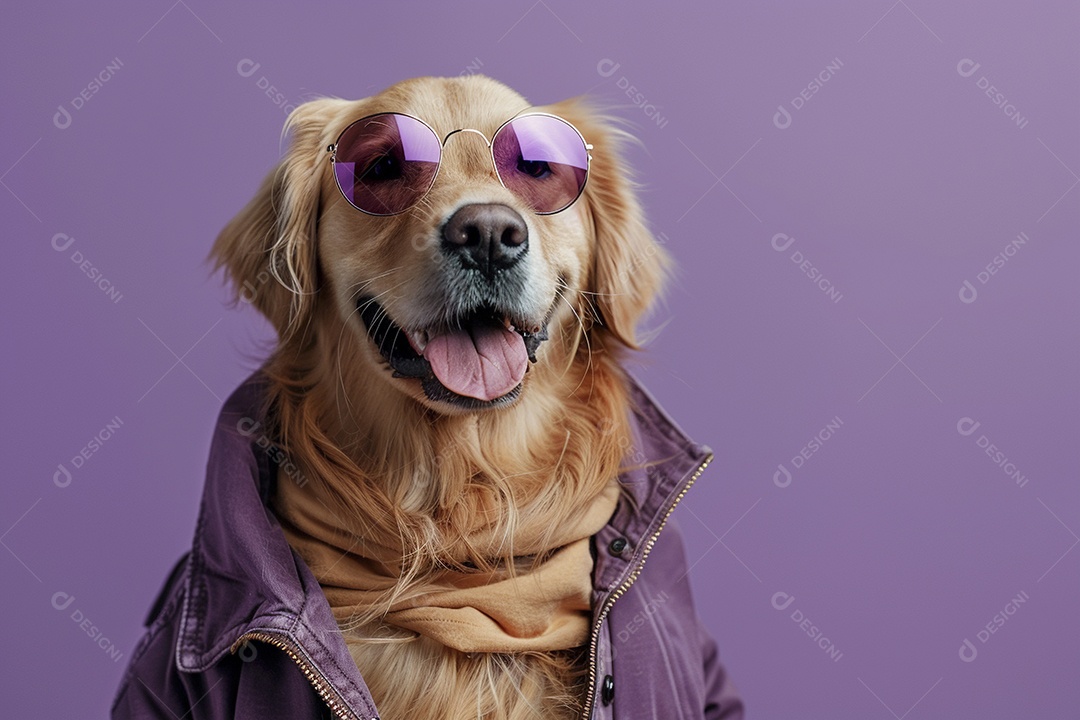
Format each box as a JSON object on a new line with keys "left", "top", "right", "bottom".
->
{"left": 112, "top": 372, "right": 744, "bottom": 719}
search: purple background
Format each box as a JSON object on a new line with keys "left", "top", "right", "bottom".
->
{"left": 3, "top": 1, "right": 1077, "bottom": 716}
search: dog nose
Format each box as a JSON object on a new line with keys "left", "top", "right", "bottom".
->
{"left": 441, "top": 204, "right": 528, "bottom": 276}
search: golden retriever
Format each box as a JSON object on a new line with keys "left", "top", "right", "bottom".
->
{"left": 211, "top": 75, "right": 668, "bottom": 719}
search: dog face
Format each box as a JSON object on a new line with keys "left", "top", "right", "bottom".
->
{"left": 214, "top": 76, "right": 667, "bottom": 414}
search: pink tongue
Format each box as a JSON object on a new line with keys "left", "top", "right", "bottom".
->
{"left": 422, "top": 324, "right": 528, "bottom": 401}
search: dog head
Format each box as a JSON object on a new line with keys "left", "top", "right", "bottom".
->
{"left": 213, "top": 75, "right": 668, "bottom": 414}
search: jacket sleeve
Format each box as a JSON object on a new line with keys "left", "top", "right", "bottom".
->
{"left": 623, "top": 519, "right": 745, "bottom": 719}
{"left": 663, "top": 520, "right": 745, "bottom": 719}
{"left": 112, "top": 554, "right": 196, "bottom": 719}
{"left": 700, "top": 614, "right": 744, "bottom": 719}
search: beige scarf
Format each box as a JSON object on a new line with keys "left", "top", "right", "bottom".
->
{"left": 272, "top": 472, "right": 620, "bottom": 654}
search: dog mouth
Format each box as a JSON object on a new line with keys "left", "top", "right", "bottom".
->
{"left": 357, "top": 298, "right": 550, "bottom": 407}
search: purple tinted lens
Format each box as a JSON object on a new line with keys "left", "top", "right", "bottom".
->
{"left": 492, "top": 115, "right": 589, "bottom": 214}
{"left": 333, "top": 113, "right": 441, "bottom": 215}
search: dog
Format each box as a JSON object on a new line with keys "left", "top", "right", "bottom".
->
{"left": 112, "top": 74, "right": 742, "bottom": 720}
{"left": 207, "top": 76, "right": 665, "bottom": 716}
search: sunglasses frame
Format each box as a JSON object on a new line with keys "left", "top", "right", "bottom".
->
{"left": 326, "top": 111, "right": 593, "bottom": 216}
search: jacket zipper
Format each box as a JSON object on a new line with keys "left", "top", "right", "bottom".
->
{"left": 230, "top": 630, "right": 364, "bottom": 720}
{"left": 580, "top": 453, "right": 713, "bottom": 719}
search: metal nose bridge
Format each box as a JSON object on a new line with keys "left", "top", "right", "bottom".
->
{"left": 441, "top": 127, "right": 492, "bottom": 147}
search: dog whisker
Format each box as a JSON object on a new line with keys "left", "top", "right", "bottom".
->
{"left": 343, "top": 266, "right": 404, "bottom": 301}
{"left": 553, "top": 281, "right": 595, "bottom": 401}
{"left": 334, "top": 279, "right": 412, "bottom": 430}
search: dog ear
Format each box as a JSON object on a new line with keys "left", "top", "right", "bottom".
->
{"left": 210, "top": 98, "right": 351, "bottom": 342}
{"left": 549, "top": 98, "right": 671, "bottom": 350}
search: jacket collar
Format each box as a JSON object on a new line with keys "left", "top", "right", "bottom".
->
{"left": 175, "top": 371, "right": 712, "bottom": 703}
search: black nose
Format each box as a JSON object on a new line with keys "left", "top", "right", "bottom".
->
{"left": 441, "top": 204, "right": 528, "bottom": 276}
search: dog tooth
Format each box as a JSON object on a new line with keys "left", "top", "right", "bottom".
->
{"left": 407, "top": 330, "right": 427, "bottom": 353}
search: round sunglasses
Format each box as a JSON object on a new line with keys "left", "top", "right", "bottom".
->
{"left": 327, "top": 112, "right": 592, "bottom": 216}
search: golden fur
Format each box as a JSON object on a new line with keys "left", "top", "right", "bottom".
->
{"left": 211, "top": 75, "right": 669, "bottom": 719}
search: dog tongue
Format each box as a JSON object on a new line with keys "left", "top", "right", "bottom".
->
{"left": 423, "top": 323, "right": 528, "bottom": 401}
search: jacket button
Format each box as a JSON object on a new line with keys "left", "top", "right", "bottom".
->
{"left": 601, "top": 674, "right": 615, "bottom": 706}
{"left": 608, "top": 537, "right": 628, "bottom": 555}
